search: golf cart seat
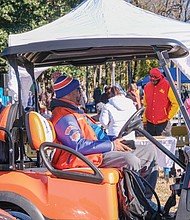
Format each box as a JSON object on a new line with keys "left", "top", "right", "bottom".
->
{"left": 0, "top": 103, "right": 19, "bottom": 169}
{"left": 25, "top": 111, "right": 120, "bottom": 184}
{"left": 0, "top": 103, "right": 19, "bottom": 142}
{"left": 25, "top": 111, "right": 56, "bottom": 151}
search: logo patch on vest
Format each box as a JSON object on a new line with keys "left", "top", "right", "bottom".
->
{"left": 71, "top": 131, "right": 80, "bottom": 142}
{"left": 159, "top": 89, "right": 165, "bottom": 94}
{"left": 65, "top": 125, "right": 75, "bottom": 135}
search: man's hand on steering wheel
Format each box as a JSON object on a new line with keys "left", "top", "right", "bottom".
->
{"left": 113, "top": 138, "right": 132, "bottom": 152}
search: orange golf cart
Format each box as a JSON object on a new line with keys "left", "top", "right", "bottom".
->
{"left": 0, "top": 31, "right": 190, "bottom": 220}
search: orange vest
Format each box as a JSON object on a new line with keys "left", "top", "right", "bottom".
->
{"left": 51, "top": 107, "right": 103, "bottom": 169}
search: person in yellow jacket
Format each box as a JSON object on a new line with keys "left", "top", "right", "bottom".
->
{"left": 143, "top": 68, "right": 179, "bottom": 136}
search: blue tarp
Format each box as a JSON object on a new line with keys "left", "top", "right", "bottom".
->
{"left": 136, "top": 68, "right": 190, "bottom": 86}
{"left": 0, "top": 87, "right": 11, "bottom": 106}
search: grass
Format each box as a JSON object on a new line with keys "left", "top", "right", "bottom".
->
{"left": 153, "top": 170, "right": 180, "bottom": 212}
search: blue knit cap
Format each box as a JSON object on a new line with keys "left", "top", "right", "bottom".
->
{"left": 53, "top": 76, "right": 80, "bottom": 98}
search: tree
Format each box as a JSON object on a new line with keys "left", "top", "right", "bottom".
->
{"left": 130, "top": 0, "right": 190, "bottom": 22}
{"left": 0, "top": 0, "right": 87, "bottom": 100}
{"left": 0, "top": 0, "right": 83, "bottom": 73}
{"left": 122, "top": 0, "right": 190, "bottom": 84}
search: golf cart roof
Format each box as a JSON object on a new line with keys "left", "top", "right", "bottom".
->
{"left": 1, "top": 37, "right": 188, "bottom": 67}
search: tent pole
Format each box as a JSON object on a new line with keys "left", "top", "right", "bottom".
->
{"left": 85, "top": 66, "right": 89, "bottom": 101}
{"left": 112, "top": 61, "right": 116, "bottom": 86}
{"left": 127, "top": 61, "right": 132, "bottom": 86}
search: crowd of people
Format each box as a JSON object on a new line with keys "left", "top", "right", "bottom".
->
{"left": 26, "top": 68, "right": 189, "bottom": 137}
{"left": 26, "top": 68, "right": 190, "bottom": 128}
{"left": 48, "top": 68, "right": 187, "bottom": 210}
{"left": 91, "top": 68, "right": 190, "bottom": 137}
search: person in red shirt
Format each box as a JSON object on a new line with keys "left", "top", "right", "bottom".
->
{"left": 143, "top": 68, "right": 179, "bottom": 136}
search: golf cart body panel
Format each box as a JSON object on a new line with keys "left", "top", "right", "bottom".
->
{"left": 0, "top": 169, "right": 119, "bottom": 219}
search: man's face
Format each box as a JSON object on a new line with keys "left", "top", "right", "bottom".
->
{"left": 70, "top": 87, "right": 82, "bottom": 105}
{"left": 150, "top": 75, "right": 160, "bottom": 85}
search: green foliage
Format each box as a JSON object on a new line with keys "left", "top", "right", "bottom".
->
{"left": 0, "top": 0, "right": 83, "bottom": 34}
{"left": 38, "top": 65, "right": 87, "bottom": 89}
{"left": 0, "top": 29, "right": 8, "bottom": 73}
{"left": 132, "top": 59, "right": 159, "bottom": 82}
{"left": 0, "top": 0, "right": 83, "bottom": 73}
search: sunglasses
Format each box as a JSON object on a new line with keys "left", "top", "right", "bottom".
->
{"left": 150, "top": 75, "right": 159, "bottom": 79}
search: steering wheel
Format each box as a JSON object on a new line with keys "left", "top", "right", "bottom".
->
{"left": 117, "top": 107, "right": 144, "bottom": 138}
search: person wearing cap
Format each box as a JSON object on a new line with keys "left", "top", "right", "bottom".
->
{"left": 50, "top": 75, "right": 158, "bottom": 201}
{"left": 143, "top": 68, "right": 179, "bottom": 136}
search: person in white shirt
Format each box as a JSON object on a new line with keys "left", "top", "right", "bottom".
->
{"left": 99, "top": 85, "right": 137, "bottom": 139}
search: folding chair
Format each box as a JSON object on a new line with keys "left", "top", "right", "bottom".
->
{"left": 171, "top": 125, "right": 189, "bottom": 149}
{"left": 171, "top": 125, "right": 189, "bottom": 176}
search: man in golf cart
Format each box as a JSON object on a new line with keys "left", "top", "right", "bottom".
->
{"left": 50, "top": 75, "right": 159, "bottom": 205}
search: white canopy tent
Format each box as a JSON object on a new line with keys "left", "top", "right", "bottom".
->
{"left": 7, "top": 0, "right": 190, "bottom": 106}
{"left": 8, "top": 66, "right": 48, "bottom": 106}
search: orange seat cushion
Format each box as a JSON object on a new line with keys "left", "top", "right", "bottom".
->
{"left": 0, "top": 104, "right": 18, "bottom": 142}
{"left": 26, "top": 111, "right": 56, "bottom": 150}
